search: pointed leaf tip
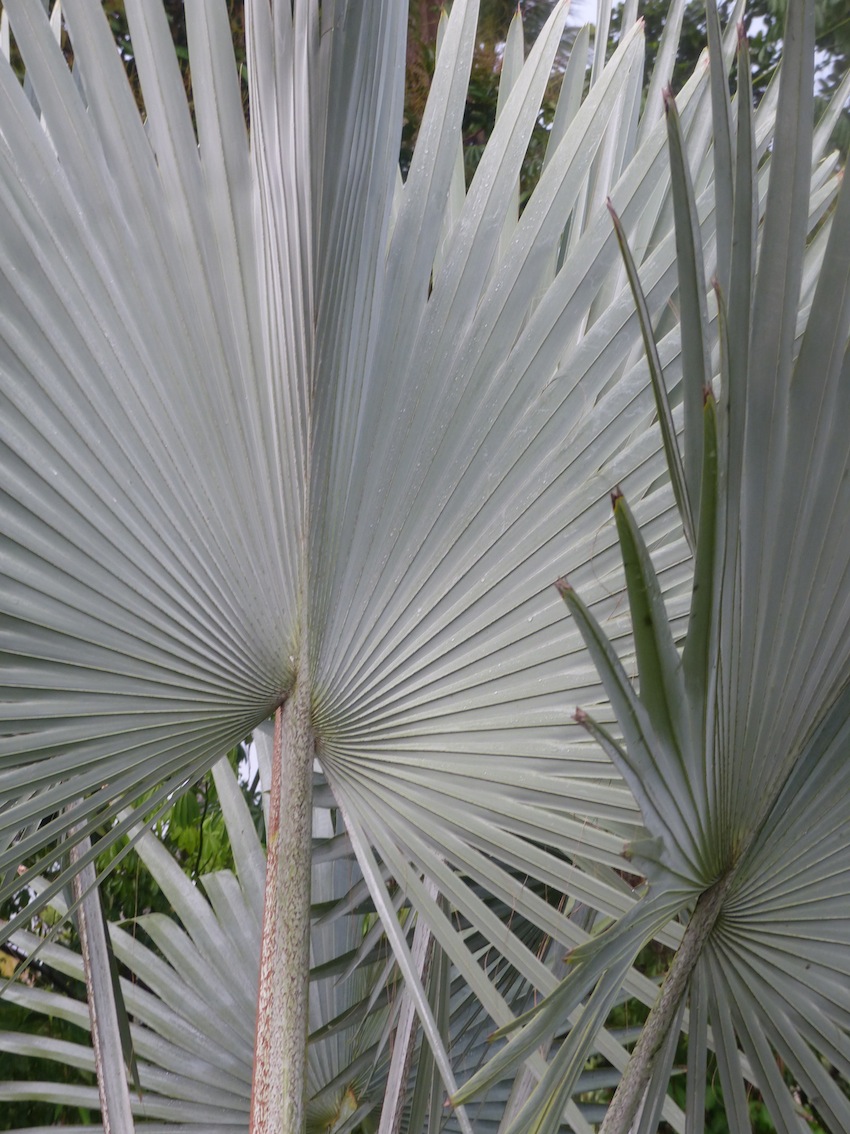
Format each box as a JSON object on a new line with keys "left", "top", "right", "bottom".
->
{"left": 554, "top": 577, "right": 572, "bottom": 598}
{"left": 607, "top": 199, "right": 625, "bottom": 239}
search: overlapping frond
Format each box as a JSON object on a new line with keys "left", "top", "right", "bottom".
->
{"left": 0, "top": 755, "right": 610, "bottom": 1133}
{"left": 0, "top": 0, "right": 684, "bottom": 967}
{"left": 0, "top": 758, "right": 390, "bottom": 1132}
{"left": 1, "top": 0, "right": 846, "bottom": 1129}
{"left": 452, "top": 6, "right": 850, "bottom": 1130}
{"left": 0, "top": 0, "right": 293, "bottom": 903}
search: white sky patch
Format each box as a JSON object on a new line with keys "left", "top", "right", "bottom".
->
{"left": 566, "top": 0, "right": 598, "bottom": 26}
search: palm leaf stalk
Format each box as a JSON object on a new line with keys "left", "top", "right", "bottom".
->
{"left": 252, "top": 695, "right": 314, "bottom": 1131}
{"left": 68, "top": 828, "right": 138, "bottom": 1134}
{"left": 0, "top": 0, "right": 845, "bottom": 1128}
{"left": 458, "top": 2, "right": 850, "bottom": 1131}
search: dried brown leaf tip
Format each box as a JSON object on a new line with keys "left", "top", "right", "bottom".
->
{"left": 573, "top": 707, "right": 588, "bottom": 726}
{"left": 554, "top": 577, "right": 573, "bottom": 599}
{"left": 662, "top": 85, "right": 675, "bottom": 114}
{"left": 611, "top": 486, "right": 624, "bottom": 509}
{"left": 608, "top": 199, "right": 629, "bottom": 246}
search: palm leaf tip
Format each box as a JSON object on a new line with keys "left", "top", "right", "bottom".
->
{"left": 607, "top": 195, "right": 625, "bottom": 230}
{"left": 553, "top": 577, "right": 572, "bottom": 599}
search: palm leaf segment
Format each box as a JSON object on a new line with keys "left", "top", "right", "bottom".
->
{"left": 0, "top": 0, "right": 647, "bottom": 909}
{"left": 1, "top": 0, "right": 683, "bottom": 987}
{"left": 0, "top": 753, "right": 577, "bottom": 1133}
{"left": 0, "top": 757, "right": 391, "bottom": 1132}
{"left": 0, "top": 0, "right": 846, "bottom": 1128}
{"left": 455, "top": 5, "right": 850, "bottom": 1132}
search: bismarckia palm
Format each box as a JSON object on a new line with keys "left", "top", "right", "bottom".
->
{"left": 1, "top": 0, "right": 849, "bottom": 1131}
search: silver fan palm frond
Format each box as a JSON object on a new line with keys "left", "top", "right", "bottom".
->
{"left": 0, "top": 756, "right": 389, "bottom": 1132}
{"left": 0, "top": 754, "right": 575, "bottom": 1133}
{"left": 1, "top": 0, "right": 844, "bottom": 1128}
{"left": 453, "top": 4, "right": 850, "bottom": 1131}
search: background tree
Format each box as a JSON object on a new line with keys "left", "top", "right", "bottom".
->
{"left": 635, "top": 0, "right": 850, "bottom": 150}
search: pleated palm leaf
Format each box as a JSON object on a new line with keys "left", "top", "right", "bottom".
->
{"left": 0, "top": 754, "right": 394, "bottom": 1132}
{"left": 1, "top": 745, "right": 618, "bottom": 1133}
{"left": 0, "top": 0, "right": 844, "bottom": 1129}
{"left": 456, "top": 5, "right": 850, "bottom": 1132}
{"left": 0, "top": 751, "right": 609, "bottom": 1133}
